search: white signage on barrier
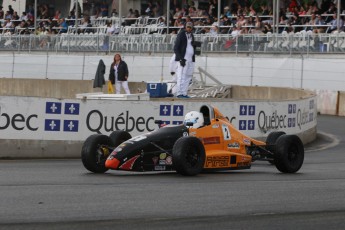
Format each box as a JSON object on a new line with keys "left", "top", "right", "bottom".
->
{"left": 0, "top": 96, "right": 317, "bottom": 141}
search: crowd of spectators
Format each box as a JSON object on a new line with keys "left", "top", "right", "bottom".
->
{"left": 1, "top": 0, "right": 345, "bottom": 37}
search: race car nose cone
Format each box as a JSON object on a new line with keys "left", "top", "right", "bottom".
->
{"left": 105, "top": 158, "right": 120, "bottom": 169}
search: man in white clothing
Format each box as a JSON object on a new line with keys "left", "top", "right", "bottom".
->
{"left": 173, "top": 22, "right": 196, "bottom": 98}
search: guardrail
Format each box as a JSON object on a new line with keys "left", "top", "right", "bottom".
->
{"left": 1, "top": 32, "right": 345, "bottom": 54}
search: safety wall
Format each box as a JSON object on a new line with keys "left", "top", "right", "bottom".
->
{"left": 1, "top": 53, "right": 345, "bottom": 92}
{"left": 0, "top": 95, "right": 317, "bottom": 158}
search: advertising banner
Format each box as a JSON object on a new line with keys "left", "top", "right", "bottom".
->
{"left": 0, "top": 96, "right": 317, "bottom": 141}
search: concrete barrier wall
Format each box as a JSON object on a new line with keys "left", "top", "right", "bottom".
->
{"left": 0, "top": 78, "right": 147, "bottom": 99}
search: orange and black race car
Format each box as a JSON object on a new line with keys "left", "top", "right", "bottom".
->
{"left": 81, "top": 105, "right": 304, "bottom": 176}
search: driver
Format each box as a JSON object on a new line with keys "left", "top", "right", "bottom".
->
{"left": 184, "top": 111, "right": 204, "bottom": 128}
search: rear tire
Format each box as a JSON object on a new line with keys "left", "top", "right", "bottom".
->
{"left": 172, "top": 137, "right": 205, "bottom": 176}
{"left": 109, "top": 130, "right": 132, "bottom": 147}
{"left": 274, "top": 135, "right": 304, "bottom": 173}
{"left": 266, "top": 131, "right": 286, "bottom": 164}
{"left": 81, "top": 134, "right": 112, "bottom": 173}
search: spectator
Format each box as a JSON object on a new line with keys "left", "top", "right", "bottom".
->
{"left": 134, "top": 9, "right": 140, "bottom": 18}
{"left": 109, "top": 53, "right": 130, "bottom": 94}
{"left": 67, "top": 10, "right": 76, "bottom": 26}
{"left": 173, "top": 7, "right": 183, "bottom": 19}
{"left": 314, "top": 14, "right": 326, "bottom": 33}
{"left": 20, "top": 12, "right": 28, "bottom": 21}
{"left": 3, "top": 18, "right": 13, "bottom": 28}
{"left": 54, "top": 10, "right": 61, "bottom": 20}
{"left": 249, "top": 5, "right": 256, "bottom": 16}
{"left": 58, "top": 18, "right": 68, "bottom": 33}
{"left": 188, "top": 6, "right": 197, "bottom": 17}
{"left": 16, "top": 20, "right": 27, "bottom": 34}
{"left": 111, "top": 8, "right": 118, "bottom": 17}
{"left": 0, "top": 6, "right": 4, "bottom": 19}
{"left": 220, "top": 15, "right": 231, "bottom": 34}
{"left": 8, "top": 5, "right": 14, "bottom": 16}
{"left": 328, "top": 13, "right": 344, "bottom": 33}
{"left": 208, "top": 0, "right": 217, "bottom": 17}
{"left": 4, "top": 11, "right": 12, "bottom": 20}
{"left": 12, "top": 11, "right": 19, "bottom": 21}
{"left": 224, "top": 6, "right": 231, "bottom": 18}
{"left": 231, "top": 25, "right": 241, "bottom": 37}
{"left": 100, "top": 1, "right": 109, "bottom": 17}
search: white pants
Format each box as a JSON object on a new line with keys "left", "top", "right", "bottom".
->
{"left": 115, "top": 79, "right": 130, "bottom": 94}
{"left": 176, "top": 61, "right": 194, "bottom": 96}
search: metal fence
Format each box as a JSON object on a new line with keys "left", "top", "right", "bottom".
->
{"left": 1, "top": 32, "right": 345, "bottom": 55}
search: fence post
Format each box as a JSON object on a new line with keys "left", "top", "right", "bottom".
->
{"left": 82, "top": 52, "right": 86, "bottom": 80}
{"left": 45, "top": 51, "right": 49, "bottom": 79}
{"left": 250, "top": 55, "right": 254, "bottom": 86}
{"left": 300, "top": 54, "right": 304, "bottom": 88}
{"left": 11, "top": 52, "right": 15, "bottom": 78}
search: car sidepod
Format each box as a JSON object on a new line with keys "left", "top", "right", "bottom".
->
{"left": 105, "top": 125, "right": 189, "bottom": 172}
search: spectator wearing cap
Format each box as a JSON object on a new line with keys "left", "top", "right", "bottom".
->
{"left": 173, "top": 22, "right": 196, "bottom": 98}
{"left": 224, "top": 6, "right": 232, "bottom": 18}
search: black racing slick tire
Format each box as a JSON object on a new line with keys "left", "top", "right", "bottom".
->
{"left": 266, "top": 131, "right": 286, "bottom": 164}
{"left": 81, "top": 134, "right": 112, "bottom": 173}
{"left": 109, "top": 130, "right": 132, "bottom": 147}
{"left": 172, "top": 136, "right": 205, "bottom": 176}
{"left": 274, "top": 134, "right": 304, "bottom": 173}
{"left": 266, "top": 131, "right": 286, "bottom": 152}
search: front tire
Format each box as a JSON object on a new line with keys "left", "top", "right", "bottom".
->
{"left": 109, "top": 130, "right": 132, "bottom": 147}
{"left": 266, "top": 131, "right": 286, "bottom": 164}
{"left": 172, "top": 136, "right": 205, "bottom": 176}
{"left": 274, "top": 135, "right": 304, "bottom": 173}
{"left": 81, "top": 134, "right": 112, "bottom": 173}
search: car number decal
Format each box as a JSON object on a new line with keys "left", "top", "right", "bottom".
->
{"left": 222, "top": 124, "right": 231, "bottom": 140}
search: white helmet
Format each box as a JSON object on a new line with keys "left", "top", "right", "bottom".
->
{"left": 184, "top": 111, "right": 204, "bottom": 128}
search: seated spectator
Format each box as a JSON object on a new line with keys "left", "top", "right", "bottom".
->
{"left": 314, "top": 14, "right": 326, "bottom": 33}
{"left": 54, "top": 10, "right": 61, "bottom": 20}
{"left": 220, "top": 15, "right": 231, "bottom": 34}
{"left": 173, "top": 7, "right": 183, "bottom": 19}
{"left": 149, "top": 16, "right": 166, "bottom": 34}
{"left": 12, "top": 11, "right": 19, "bottom": 20}
{"left": 3, "top": 18, "right": 13, "bottom": 28}
{"left": 230, "top": 25, "right": 241, "bottom": 38}
{"left": 20, "top": 12, "right": 28, "bottom": 21}
{"left": 67, "top": 10, "right": 76, "bottom": 26}
{"left": 4, "top": 11, "right": 12, "bottom": 20}
{"left": 224, "top": 6, "right": 231, "bottom": 18}
{"left": 328, "top": 13, "right": 344, "bottom": 33}
{"left": 251, "top": 15, "right": 263, "bottom": 34}
{"left": 188, "top": 6, "right": 198, "bottom": 17}
{"left": 15, "top": 20, "right": 27, "bottom": 34}
{"left": 58, "top": 18, "right": 68, "bottom": 34}
{"left": 236, "top": 15, "right": 247, "bottom": 28}
{"left": 111, "top": 9, "right": 118, "bottom": 17}
{"left": 249, "top": 5, "right": 256, "bottom": 16}
{"left": 262, "top": 23, "right": 272, "bottom": 34}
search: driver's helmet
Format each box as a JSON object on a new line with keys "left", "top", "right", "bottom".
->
{"left": 184, "top": 111, "right": 204, "bottom": 128}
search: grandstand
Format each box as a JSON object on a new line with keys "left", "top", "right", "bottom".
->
{"left": 0, "top": 1, "right": 345, "bottom": 54}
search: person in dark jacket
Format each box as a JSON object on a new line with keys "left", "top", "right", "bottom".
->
{"left": 109, "top": 53, "right": 130, "bottom": 94}
{"left": 93, "top": 59, "right": 106, "bottom": 88}
{"left": 173, "top": 22, "right": 195, "bottom": 98}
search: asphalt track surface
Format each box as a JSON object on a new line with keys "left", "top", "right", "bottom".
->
{"left": 1, "top": 115, "right": 344, "bottom": 230}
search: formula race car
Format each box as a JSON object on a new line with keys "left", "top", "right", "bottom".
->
{"left": 81, "top": 105, "right": 304, "bottom": 176}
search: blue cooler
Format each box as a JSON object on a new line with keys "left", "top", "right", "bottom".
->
{"left": 147, "top": 82, "right": 168, "bottom": 98}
